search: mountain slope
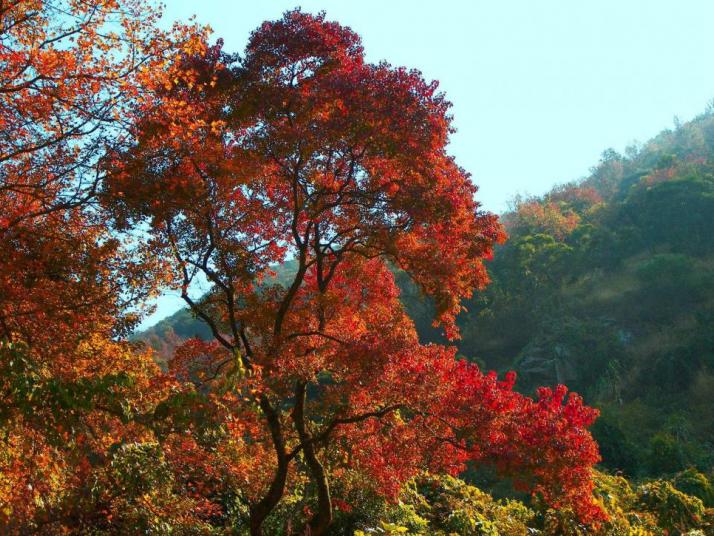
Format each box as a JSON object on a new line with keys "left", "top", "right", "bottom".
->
{"left": 453, "top": 110, "right": 714, "bottom": 477}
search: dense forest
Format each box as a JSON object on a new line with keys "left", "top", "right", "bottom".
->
{"left": 2, "top": 1, "right": 714, "bottom": 534}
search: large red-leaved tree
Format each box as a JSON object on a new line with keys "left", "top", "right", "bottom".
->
{"left": 106, "top": 10, "right": 604, "bottom": 535}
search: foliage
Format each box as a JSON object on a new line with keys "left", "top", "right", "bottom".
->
{"left": 672, "top": 469, "right": 714, "bottom": 507}
{"left": 636, "top": 480, "right": 705, "bottom": 533}
{"left": 351, "top": 471, "right": 714, "bottom": 535}
{"left": 3, "top": 2, "right": 712, "bottom": 534}
{"left": 98, "top": 8, "right": 607, "bottom": 535}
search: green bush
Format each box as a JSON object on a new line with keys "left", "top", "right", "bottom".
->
{"left": 637, "top": 480, "right": 705, "bottom": 533}
{"left": 356, "top": 474, "right": 533, "bottom": 535}
{"left": 673, "top": 469, "right": 714, "bottom": 508}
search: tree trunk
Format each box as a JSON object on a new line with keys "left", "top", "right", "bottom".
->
{"left": 249, "top": 395, "right": 290, "bottom": 535}
{"left": 294, "top": 381, "right": 333, "bottom": 535}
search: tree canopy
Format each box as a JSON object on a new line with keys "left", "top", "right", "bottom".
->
{"left": 101, "top": 10, "right": 603, "bottom": 534}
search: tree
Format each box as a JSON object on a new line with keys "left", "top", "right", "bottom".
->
{"left": 105, "top": 10, "right": 605, "bottom": 534}
{"left": 0, "top": 0, "right": 209, "bottom": 347}
{"left": 0, "top": 2, "right": 207, "bottom": 530}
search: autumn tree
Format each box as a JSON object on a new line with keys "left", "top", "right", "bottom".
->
{"left": 0, "top": 1, "right": 208, "bottom": 530}
{"left": 0, "top": 0, "right": 213, "bottom": 342}
{"left": 106, "top": 10, "right": 604, "bottom": 535}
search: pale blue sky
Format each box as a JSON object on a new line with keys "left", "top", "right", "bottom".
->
{"left": 141, "top": 0, "right": 714, "bottom": 328}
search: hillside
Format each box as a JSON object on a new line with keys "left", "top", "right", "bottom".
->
{"left": 136, "top": 109, "right": 714, "bottom": 479}
{"left": 453, "top": 110, "right": 714, "bottom": 479}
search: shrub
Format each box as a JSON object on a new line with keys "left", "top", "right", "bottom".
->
{"left": 672, "top": 469, "right": 714, "bottom": 507}
{"left": 637, "top": 480, "right": 705, "bottom": 533}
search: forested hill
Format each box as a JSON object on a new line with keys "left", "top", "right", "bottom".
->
{"left": 138, "top": 109, "right": 714, "bottom": 479}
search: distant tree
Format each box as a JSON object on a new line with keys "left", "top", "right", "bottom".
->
{"left": 623, "top": 173, "right": 714, "bottom": 255}
{"left": 504, "top": 199, "right": 580, "bottom": 240}
{"left": 586, "top": 149, "right": 626, "bottom": 198}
